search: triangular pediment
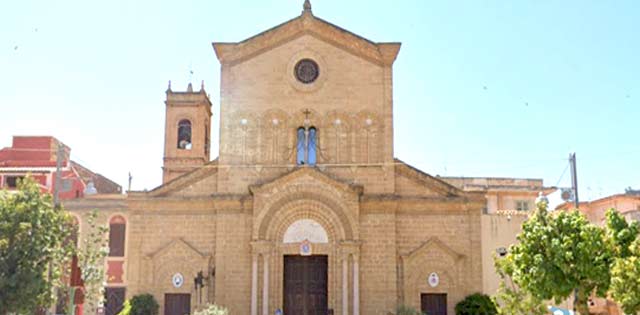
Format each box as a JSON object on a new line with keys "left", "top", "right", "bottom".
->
{"left": 147, "top": 238, "right": 208, "bottom": 260}
{"left": 131, "top": 159, "right": 219, "bottom": 198}
{"left": 394, "top": 159, "right": 465, "bottom": 198}
{"left": 249, "top": 167, "right": 363, "bottom": 196}
{"left": 213, "top": 11, "right": 400, "bottom": 66}
{"left": 402, "top": 236, "right": 465, "bottom": 262}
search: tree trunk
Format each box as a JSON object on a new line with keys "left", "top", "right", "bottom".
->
{"left": 575, "top": 289, "right": 592, "bottom": 315}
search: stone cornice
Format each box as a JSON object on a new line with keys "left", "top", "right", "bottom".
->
{"left": 212, "top": 12, "right": 401, "bottom": 67}
{"left": 394, "top": 159, "right": 467, "bottom": 198}
{"left": 130, "top": 159, "right": 219, "bottom": 198}
{"left": 360, "top": 195, "right": 484, "bottom": 215}
{"left": 400, "top": 236, "right": 465, "bottom": 261}
{"left": 249, "top": 166, "right": 363, "bottom": 197}
{"left": 62, "top": 198, "right": 126, "bottom": 211}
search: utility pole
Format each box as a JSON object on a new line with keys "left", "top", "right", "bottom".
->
{"left": 569, "top": 152, "right": 579, "bottom": 312}
{"left": 569, "top": 152, "right": 579, "bottom": 208}
{"left": 53, "top": 142, "right": 64, "bottom": 208}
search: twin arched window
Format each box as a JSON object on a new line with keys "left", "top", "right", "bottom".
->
{"left": 177, "top": 119, "right": 192, "bottom": 150}
{"left": 296, "top": 127, "right": 317, "bottom": 165}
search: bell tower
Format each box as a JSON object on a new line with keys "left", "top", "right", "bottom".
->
{"left": 162, "top": 82, "right": 212, "bottom": 183}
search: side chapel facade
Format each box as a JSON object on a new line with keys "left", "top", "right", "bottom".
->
{"left": 67, "top": 2, "right": 486, "bottom": 315}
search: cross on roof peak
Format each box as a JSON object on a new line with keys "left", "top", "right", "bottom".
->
{"left": 303, "top": 0, "right": 312, "bottom": 13}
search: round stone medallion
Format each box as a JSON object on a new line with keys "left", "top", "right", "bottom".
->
{"left": 294, "top": 59, "right": 319, "bottom": 84}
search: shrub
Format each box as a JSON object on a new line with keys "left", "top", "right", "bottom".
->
{"left": 396, "top": 304, "right": 425, "bottom": 315}
{"left": 118, "top": 294, "right": 159, "bottom": 315}
{"left": 193, "top": 304, "right": 229, "bottom": 315}
{"left": 455, "top": 293, "right": 497, "bottom": 315}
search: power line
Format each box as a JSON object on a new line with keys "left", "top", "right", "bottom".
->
{"left": 555, "top": 160, "right": 570, "bottom": 187}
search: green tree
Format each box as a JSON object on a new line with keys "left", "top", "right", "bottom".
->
{"left": 59, "top": 210, "right": 110, "bottom": 314}
{"left": 610, "top": 240, "right": 640, "bottom": 314}
{"left": 454, "top": 293, "right": 497, "bottom": 315}
{"left": 507, "top": 197, "right": 611, "bottom": 315}
{"left": 76, "top": 211, "right": 109, "bottom": 310}
{"left": 493, "top": 255, "right": 548, "bottom": 315}
{"left": 128, "top": 294, "right": 159, "bottom": 315}
{"left": 604, "top": 208, "right": 639, "bottom": 259}
{"left": 0, "top": 177, "right": 73, "bottom": 315}
{"left": 605, "top": 208, "right": 640, "bottom": 314}
{"left": 395, "top": 305, "right": 425, "bottom": 315}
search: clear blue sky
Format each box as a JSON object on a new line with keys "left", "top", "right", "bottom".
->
{"left": 1, "top": 0, "right": 638, "bottom": 202}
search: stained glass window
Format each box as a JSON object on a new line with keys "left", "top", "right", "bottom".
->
{"left": 308, "top": 127, "right": 317, "bottom": 165}
{"left": 296, "top": 127, "right": 306, "bottom": 165}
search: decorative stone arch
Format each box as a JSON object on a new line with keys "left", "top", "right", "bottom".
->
{"left": 355, "top": 110, "right": 382, "bottom": 163}
{"left": 256, "top": 190, "right": 356, "bottom": 241}
{"left": 228, "top": 111, "right": 260, "bottom": 163}
{"left": 321, "top": 110, "right": 354, "bottom": 164}
{"left": 401, "top": 237, "right": 467, "bottom": 313}
{"left": 249, "top": 172, "right": 361, "bottom": 315}
{"left": 266, "top": 201, "right": 343, "bottom": 244}
{"left": 259, "top": 109, "right": 291, "bottom": 164}
{"left": 148, "top": 238, "right": 211, "bottom": 311}
{"left": 283, "top": 218, "right": 329, "bottom": 244}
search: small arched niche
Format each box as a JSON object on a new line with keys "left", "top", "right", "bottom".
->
{"left": 283, "top": 219, "right": 329, "bottom": 244}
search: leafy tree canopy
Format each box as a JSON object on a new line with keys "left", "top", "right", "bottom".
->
{"left": 507, "top": 199, "right": 612, "bottom": 314}
{"left": 0, "top": 176, "right": 72, "bottom": 315}
{"left": 455, "top": 293, "right": 497, "bottom": 315}
{"left": 606, "top": 208, "right": 640, "bottom": 314}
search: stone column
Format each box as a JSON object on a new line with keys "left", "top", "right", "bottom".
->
{"left": 353, "top": 255, "right": 360, "bottom": 315}
{"left": 251, "top": 254, "right": 258, "bottom": 315}
{"left": 262, "top": 254, "right": 269, "bottom": 315}
{"left": 342, "top": 257, "right": 349, "bottom": 315}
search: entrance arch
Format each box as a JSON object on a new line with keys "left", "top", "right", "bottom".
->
{"left": 283, "top": 219, "right": 329, "bottom": 244}
{"left": 250, "top": 191, "right": 361, "bottom": 315}
{"left": 256, "top": 191, "right": 356, "bottom": 241}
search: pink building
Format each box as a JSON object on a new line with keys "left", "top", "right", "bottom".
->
{"left": 556, "top": 189, "right": 640, "bottom": 224}
{"left": 0, "top": 136, "right": 121, "bottom": 198}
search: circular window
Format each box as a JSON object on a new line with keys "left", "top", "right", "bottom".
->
{"left": 294, "top": 59, "right": 319, "bottom": 84}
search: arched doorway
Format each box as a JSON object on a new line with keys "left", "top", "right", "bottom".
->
{"left": 250, "top": 196, "right": 361, "bottom": 315}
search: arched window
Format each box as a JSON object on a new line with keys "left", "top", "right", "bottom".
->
{"left": 296, "top": 127, "right": 306, "bottom": 165}
{"left": 177, "top": 120, "right": 192, "bottom": 150}
{"left": 308, "top": 127, "right": 317, "bottom": 165}
{"left": 108, "top": 215, "right": 126, "bottom": 257}
{"left": 296, "top": 126, "right": 318, "bottom": 166}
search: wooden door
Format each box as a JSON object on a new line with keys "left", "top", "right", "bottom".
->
{"left": 104, "top": 288, "right": 126, "bottom": 315}
{"left": 164, "top": 294, "right": 191, "bottom": 315}
{"left": 284, "top": 255, "right": 328, "bottom": 315}
{"left": 421, "top": 293, "right": 447, "bottom": 315}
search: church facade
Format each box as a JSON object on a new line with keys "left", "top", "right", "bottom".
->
{"left": 66, "top": 2, "right": 486, "bottom": 315}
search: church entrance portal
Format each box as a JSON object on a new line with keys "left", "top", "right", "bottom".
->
{"left": 283, "top": 255, "right": 328, "bottom": 315}
{"left": 421, "top": 293, "right": 447, "bottom": 315}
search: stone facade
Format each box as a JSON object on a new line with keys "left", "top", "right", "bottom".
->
{"left": 65, "top": 2, "right": 488, "bottom": 315}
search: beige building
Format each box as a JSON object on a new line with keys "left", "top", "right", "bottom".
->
{"left": 64, "top": 2, "right": 560, "bottom": 315}
{"left": 66, "top": 2, "right": 485, "bottom": 314}
{"left": 441, "top": 177, "right": 556, "bottom": 295}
